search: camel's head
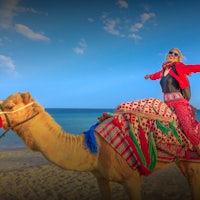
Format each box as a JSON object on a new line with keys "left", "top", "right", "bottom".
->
{"left": 0, "top": 92, "right": 42, "bottom": 130}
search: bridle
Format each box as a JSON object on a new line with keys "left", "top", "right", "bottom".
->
{"left": 0, "top": 101, "right": 40, "bottom": 139}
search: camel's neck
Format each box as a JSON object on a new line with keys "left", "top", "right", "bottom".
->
{"left": 16, "top": 110, "right": 98, "bottom": 171}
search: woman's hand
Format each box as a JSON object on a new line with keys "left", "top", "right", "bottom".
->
{"left": 144, "top": 75, "right": 150, "bottom": 79}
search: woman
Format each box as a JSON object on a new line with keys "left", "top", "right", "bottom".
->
{"left": 144, "top": 48, "right": 200, "bottom": 153}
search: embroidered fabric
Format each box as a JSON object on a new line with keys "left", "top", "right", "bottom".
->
{"left": 164, "top": 92, "right": 183, "bottom": 102}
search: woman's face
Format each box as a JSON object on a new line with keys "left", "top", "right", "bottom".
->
{"left": 166, "top": 49, "right": 180, "bottom": 62}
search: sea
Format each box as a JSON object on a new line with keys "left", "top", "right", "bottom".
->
{"left": 0, "top": 108, "right": 114, "bottom": 150}
{"left": 0, "top": 108, "right": 200, "bottom": 150}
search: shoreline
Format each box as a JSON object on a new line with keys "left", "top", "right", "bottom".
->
{"left": 0, "top": 148, "right": 192, "bottom": 200}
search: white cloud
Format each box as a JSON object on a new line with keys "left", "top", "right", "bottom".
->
{"left": 128, "top": 33, "right": 142, "bottom": 40}
{"left": 16, "top": 6, "right": 48, "bottom": 16}
{"left": 88, "top": 18, "right": 94, "bottom": 23}
{"left": 129, "top": 12, "right": 156, "bottom": 40}
{"left": 79, "top": 39, "right": 87, "bottom": 48}
{"left": 0, "top": 0, "right": 48, "bottom": 29}
{"left": 0, "top": 0, "right": 50, "bottom": 42}
{"left": 73, "top": 47, "right": 84, "bottom": 55}
{"left": 0, "top": 54, "right": 15, "bottom": 72}
{"left": 0, "top": 0, "right": 20, "bottom": 29}
{"left": 14, "top": 24, "right": 50, "bottom": 42}
{"left": 103, "top": 18, "right": 121, "bottom": 36}
{"left": 101, "top": 3, "right": 156, "bottom": 41}
{"left": 73, "top": 39, "right": 87, "bottom": 55}
{"left": 130, "top": 23, "right": 143, "bottom": 32}
{"left": 117, "top": 0, "right": 128, "bottom": 9}
{"left": 140, "top": 13, "right": 155, "bottom": 23}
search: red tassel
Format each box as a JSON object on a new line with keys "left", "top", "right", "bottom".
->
{"left": 125, "top": 135, "right": 152, "bottom": 176}
{"left": 139, "top": 125, "right": 150, "bottom": 167}
{"left": 102, "top": 112, "right": 107, "bottom": 117}
{"left": 139, "top": 164, "right": 152, "bottom": 176}
{"left": 184, "top": 150, "right": 190, "bottom": 160}
{"left": 112, "top": 116, "right": 123, "bottom": 130}
{"left": 0, "top": 117, "right": 2, "bottom": 128}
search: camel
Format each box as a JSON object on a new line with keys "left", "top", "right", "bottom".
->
{"left": 0, "top": 91, "right": 200, "bottom": 200}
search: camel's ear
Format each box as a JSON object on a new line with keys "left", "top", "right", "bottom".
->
{"left": 21, "top": 92, "right": 31, "bottom": 104}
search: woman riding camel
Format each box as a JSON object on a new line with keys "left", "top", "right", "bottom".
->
{"left": 144, "top": 48, "right": 200, "bottom": 154}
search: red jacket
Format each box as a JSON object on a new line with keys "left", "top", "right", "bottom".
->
{"left": 149, "top": 62, "right": 200, "bottom": 89}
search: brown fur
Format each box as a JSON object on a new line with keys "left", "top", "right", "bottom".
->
{"left": 1, "top": 92, "right": 200, "bottom": 200}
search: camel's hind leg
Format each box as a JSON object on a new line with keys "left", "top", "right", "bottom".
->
{"left": 96, "top": 176, "right": 112, "bottom": 200}
{"left": 178, "top": 162, "right": 200, "bottom": 200}
{"left": 123, "top": 172, "right": 142, "bottom": 200}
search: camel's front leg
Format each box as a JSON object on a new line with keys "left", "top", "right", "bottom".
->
{"left": 178, "top": 162, "right": 200, "bottom": 200}
{"left": 123, "top": 173, "right": 142, "bottom": 200}
{"left": 96, "top": 176, "right": 112, "bottom": 200}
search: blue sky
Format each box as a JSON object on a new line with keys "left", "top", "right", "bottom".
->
{"left": 0, "top": 0, "right": 200, "bottom": 108}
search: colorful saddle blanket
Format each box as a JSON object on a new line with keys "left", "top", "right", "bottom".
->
{"left": 95, "top": 98, "right": 195, "bottom": 175}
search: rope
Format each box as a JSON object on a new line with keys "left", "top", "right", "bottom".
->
{"left": 0, "top": 102, "right": 36, "bottom": 115}
{"left": 12, "top": 112, "right": 40, "bottom": 129}
{"left": 0, "top": 100, "right": 39, "bottom": 140}
{"left": 0, "top": 129, "right": 10, "bottom": 139}
{"left": 0, "top": 113, "right": 40, "bottom": 140}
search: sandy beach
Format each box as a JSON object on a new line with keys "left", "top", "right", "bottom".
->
{"left": 0, "top": 148, "right": 192, "bottom": 200}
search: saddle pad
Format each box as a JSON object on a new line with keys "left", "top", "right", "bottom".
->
{"left": 95, "top": 98, "right": 194, "bottom": 174}
{"left": 115, "top": 98, "right": 193, "bottom": 152}
{"left": 157, "top": 148, "right": 200, "bottom": 162}
{"left": 95, "top": 117, "right": 140, "bottom": 170}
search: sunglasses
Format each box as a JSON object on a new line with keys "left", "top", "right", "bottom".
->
{"left": 168, "top": 51, "right": 179, "bottom": 57}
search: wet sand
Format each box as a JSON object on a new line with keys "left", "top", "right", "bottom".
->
{"left": 0, "top": 148, "right": 192, "bottom": 200}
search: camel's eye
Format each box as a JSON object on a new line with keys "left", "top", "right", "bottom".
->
{"left": 4, "top": 103, "right": 15, "bottom": 110}
{"left": 5, "top": 105, "right": 14, "bottom": 110}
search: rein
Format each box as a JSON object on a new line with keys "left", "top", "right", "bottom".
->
{"left": 0, "top": 102, "right": 35, "bottom": 115}
{"left": 0, "top": 102, "right": 39, "bottom": 139}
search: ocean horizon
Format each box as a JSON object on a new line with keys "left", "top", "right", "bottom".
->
{"left": 0, "top": 108, "right": 114, "bottom": 150}
{"left": 0, "top": 108, "right": 200, "bottom": 150}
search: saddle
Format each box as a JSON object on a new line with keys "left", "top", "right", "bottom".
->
{"left": 95, "top": 98, "right": 195, "bottom": 175}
